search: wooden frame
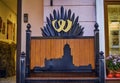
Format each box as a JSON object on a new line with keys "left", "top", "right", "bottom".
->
{"left": 104, "top": 1, "right": 120, "bottom": 56}
{"left": 0, "top": 17, "right": 2, "bottom": 32}
{"left": 16, "top": 0, "right": 22, "bottom": 83}
{"left": 2, "top": 22, "right": 5, "bottom": 34}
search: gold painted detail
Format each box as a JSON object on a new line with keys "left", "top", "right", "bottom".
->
{"left": 52, "top": 19, "right": 72, "bottom": 32}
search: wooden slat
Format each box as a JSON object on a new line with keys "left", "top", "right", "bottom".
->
{"left": 40, "top": 39, "right": 45, "bottom": 67}
{"left": 89, "top": 38, "right": 95, "bottom": 68}
{"left": 73, "top": 39, "right": 80, "bottom": 66}
{"left": 30, "top": 38, "right": 95, "bottom": 69}
{"left": 30, "top": 39, "right": 36, "bottom": 69}
{"left": 78, "top": 39, "right": 83, "bottom": 66}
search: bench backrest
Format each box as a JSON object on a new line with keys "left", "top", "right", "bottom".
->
{"left": 19, "top": 6, "right": 105, "bottom": 83}
{"left": 25, "top": 6, "right": 100, "bottom": 72}
{"left": 30, "top": 37, "right": 95, "bottom": 69}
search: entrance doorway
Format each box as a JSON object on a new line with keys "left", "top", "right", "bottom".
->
{"left": 7, "top": 20, "right": 15, "bottom": 40}
{"left": 0, "top": 0, "right": 17, "bottom": 81}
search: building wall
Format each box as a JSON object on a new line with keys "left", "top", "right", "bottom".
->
{"left": 22, "top": 0, "right": 43, "bottom": 36}
{"left": 44, "top": 0, "right": 96, "bottom": 36}
{"left": 0, "top": 1, "right": 17, "bottom": 42}
{"left": 21, "top": 0, "right": 43, "bottom": 51}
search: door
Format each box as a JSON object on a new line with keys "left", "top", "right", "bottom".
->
{"left": 7, "top": 20, "right": 14, "bottom": 40}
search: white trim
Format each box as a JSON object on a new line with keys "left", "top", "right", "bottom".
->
{"left": 96, "top": 0, "right": 105, "bottom": 53}
{"left": 96, "top": 0, "right": 106, "bottom": 78}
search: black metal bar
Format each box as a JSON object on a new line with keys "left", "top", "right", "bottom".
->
{"left": 20, "top": 52, "right": 26, "bottom": 83}
{"left": 99, "top": 51, "right": 105, "bottom": 83}
{"left": 94, "top": 23, "right": 99, "bottom": 76}
{"left": 26, "top": 23, "right": 31, "bottom": 77}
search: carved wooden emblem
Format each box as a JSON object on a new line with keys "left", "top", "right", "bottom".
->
{"left": 41, "top": 6, "right": 84, "bottom": 37}
{"left": 52, "top": 19, "right": 72, "bottom": 32}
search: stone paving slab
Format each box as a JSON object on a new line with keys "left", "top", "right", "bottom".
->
{"left": 0, "top": 76, "right": 16, "bottom": 83}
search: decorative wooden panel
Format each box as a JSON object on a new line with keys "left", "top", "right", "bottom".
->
{"left": 30, "top": 37, "right": 95, "bottom": 69}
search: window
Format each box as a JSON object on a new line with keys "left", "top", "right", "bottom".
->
{"left": 107, "top": 5, "right": 120, "bottom": 55}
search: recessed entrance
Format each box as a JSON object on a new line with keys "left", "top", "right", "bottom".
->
{"left": 0, "top": 0, "right": 17, "bottom": 82}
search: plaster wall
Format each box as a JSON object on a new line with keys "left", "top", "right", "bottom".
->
{"left": 21, "top": 0, "right": 43, "bottom": 51}
{"left": 44, "top": 0, "right": 96, "bottom": 36}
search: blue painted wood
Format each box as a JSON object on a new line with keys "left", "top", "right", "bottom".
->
{"left": 61, "top": 6, "right": 64, "bottom": 19}
{"left": 31, "top": 36, "right": 94, "bottom": 39}
{"left": 68, "top": 9, "right": 72, "bottom": 19}
{"left": 26, "top": 23, "right": 31, "bottom": 77}
{"left": 94, "top": 23, "right": 99, "bottom": 76}
{"left": 50, "top": 14, "right": 54, "bottom": 20}
{"left": 25, "top": 79, "right": 99, "bottom": 83}
{"left": 71, "top": 13, "right": 75, "bottom": 21}
{"left": 20, "top": 52, "right": 26, "bottom": 83}
{"left": 99, "top": 51, "right": 105, "bottom": 83}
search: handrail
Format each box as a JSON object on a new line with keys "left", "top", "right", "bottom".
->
{"left": 20, "top": 52, "right": 26, "bottom": 83}
{"left": 99, "top": 51, "right": 105, "bottom": 83}
{"left": 94, "top": 23, "right": 100, "bottom": 76}
{"left": 26, "top": 23, "right": 31, "bottom": 77}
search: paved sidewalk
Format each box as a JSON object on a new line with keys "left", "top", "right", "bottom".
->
{"left": 0, "top": 76, "right": 16, "bottom": 83}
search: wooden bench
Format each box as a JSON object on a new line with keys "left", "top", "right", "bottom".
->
{"left": 20, "top": 7, "right": 105, "bottom": 83}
